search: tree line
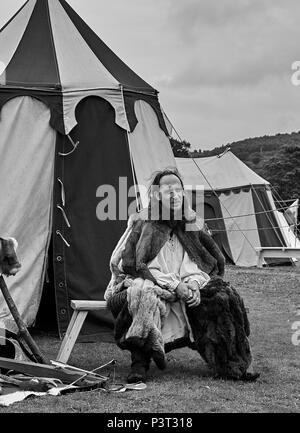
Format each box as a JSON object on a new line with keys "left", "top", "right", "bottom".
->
{"left": 170, "top": 132, "right": 300, "bottom": 203}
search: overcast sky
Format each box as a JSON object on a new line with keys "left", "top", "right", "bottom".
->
{"left": 1, "top": 0, "right": 300, "bottom": 150}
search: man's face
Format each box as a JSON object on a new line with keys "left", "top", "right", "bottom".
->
{"left": 157, "top": 174, "right": 184, "bottom": 213}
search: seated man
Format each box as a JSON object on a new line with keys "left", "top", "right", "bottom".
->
{"left": 105, "top": 168, "right": 259, "bottom": 384}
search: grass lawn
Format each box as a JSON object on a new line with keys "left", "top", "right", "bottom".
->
{"left": 0, "top": 265, "right": 299, "bottom": 413}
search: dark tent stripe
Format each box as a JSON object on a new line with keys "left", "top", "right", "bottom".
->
{"left": 5, "top": 0, "right": 61, "bottom": 89}
{"left": 59, "top": 0, "right": 156, "bottom": 94}
{"left": 0, "top": 0, "right": 30, "bottom": 33}
{"left": 52, "top": 96, "right": 136, "bottom": 335}
{"left": 0, "top": 88, "right": 65, "bottom": 134}
{"left": 190, "top": 191, "right": 234, "bottom": 263}
{"left": 124, "top": 90, "right": 169, "bottom": 134}
{"left": 46, "top": 0, "right": 61, "bottom": 89}
{"left": 204, "top": 194, "right": 234, "bottom": 263}
{"left": 251, "top": 187, "right": 286, "bottom": 248}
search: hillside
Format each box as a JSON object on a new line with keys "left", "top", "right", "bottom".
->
{"left": 191, "top": 131, "right": 300, "bottom": 179}
{"left": 171, "top": 132, "right": 300, "bottom": 203}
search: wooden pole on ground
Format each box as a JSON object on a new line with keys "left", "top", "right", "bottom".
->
{"left": 0, "top": 275, "right": 48, "bottom": 364}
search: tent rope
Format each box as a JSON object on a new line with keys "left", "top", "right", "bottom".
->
{"left": 57, "top": 205, "right": 71, "bottom": 228}
{"left": 56, "top": 230, "right": 70, "bottom": 248}
{"left": 211, "top": 224, "right": 299, "bottom": 232}
{"left": 57, "top": 178, "right": 65, "bottom": 207}
{"left": 165, "top": 116, "right": 257, "bottom": 252}
{"left": 191, "top": 158, "right": 257, "bottom": 252}
{"left": 270, "top": 185, "right": 300, "bottom": 239}
{"left": 161, "top": 115, "right": 299, "bottom": 260}
{"left": 204, "top": 202, "right": 299, "bottom": 222}
{"left": 58, "top": 134, "right": 79, "bottom": 157}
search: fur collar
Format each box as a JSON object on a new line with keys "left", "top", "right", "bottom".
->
{"left": 122, "top": 209, "right": 225, "bottom": 282}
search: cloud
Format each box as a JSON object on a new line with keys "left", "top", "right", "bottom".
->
{"left": 167, "top": 0, "right": 297, "bottom": 40}
{"left": 168, "top": 0, "right": 268, "bottom": 39}
{"left": 163, "top": 0, "right": 300, "bottom": 87}
{"left": 159, "top": 74, "right": 300, "bottom": 148}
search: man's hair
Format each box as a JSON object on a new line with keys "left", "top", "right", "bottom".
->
{"left": 147, "top": 167, "right": 184, "bottom": 198}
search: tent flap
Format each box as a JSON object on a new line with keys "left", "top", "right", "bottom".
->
{"left": 127, "top": 100, "right": 176, "bottom": 207}
{"left": 0, "top": 89, "right": 65, "bottom": 134}
{"left": 219, "top": 190, "right": 261, "bottom": 267}
{"left": 0, "top": 96, "right": 55, "bottom": 332}
{"left": 124, "top": 91, "right": 169, "bottom": 135}
{"left": 52, "top": 96, "right": 136, "bottom": 335}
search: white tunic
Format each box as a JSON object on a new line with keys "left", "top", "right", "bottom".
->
{"left": 148, "top": 233, "right": 210, "bottom": 344}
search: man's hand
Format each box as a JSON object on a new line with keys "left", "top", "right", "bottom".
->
{"left": 175, "top": 281, "right": 201, "bottom": 307}
{"left": 174, "top": 282, "right": 190, "bottom": 302}
{"left": 185, "top": 281, "right": 201, "bottom": 308}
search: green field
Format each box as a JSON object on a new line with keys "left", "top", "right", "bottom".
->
{"left": 1, "top": 265, "right": 299, "bottom": 413}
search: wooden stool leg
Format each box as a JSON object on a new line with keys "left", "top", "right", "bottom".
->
{"left": 257, "top": 252, "right": 264, "bottom": 268}
{"left": 56, "top": 311, "right": 88, "bottom": 363}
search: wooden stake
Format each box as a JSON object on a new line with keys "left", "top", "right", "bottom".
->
{"left": 0, "top": 275, "right": 48, "bottom": 364}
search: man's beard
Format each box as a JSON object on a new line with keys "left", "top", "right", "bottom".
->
{"left": 159, "top": 201, "right": 185, "bottom": 230}
{"left": 147, "top": 197, "right": 185, "bottom": 230}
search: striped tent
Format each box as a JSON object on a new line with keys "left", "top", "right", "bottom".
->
{"left": 176, "top": 152, "right": 298, "bottom": 267}
{"left": 0, "top": 0, "right": 175, "bottom": 335}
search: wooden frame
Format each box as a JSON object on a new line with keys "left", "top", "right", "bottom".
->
{"left": 56, "top": 300, "right": 107, "bottom": 364}
{"left": 255, "top": 247, "right": 300, "bottom": 268}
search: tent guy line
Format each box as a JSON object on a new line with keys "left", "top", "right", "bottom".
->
{"left": 210, "top": 225, "right": 298, "bottom": 232}
{"left": 204, "top": 202, "right": 299, "bottom": 222}
{"left": 165, "top": 112, "right": 299, "bottom": 243}
{"left": 270, "top": 186, "right": 300, "bottom": 240}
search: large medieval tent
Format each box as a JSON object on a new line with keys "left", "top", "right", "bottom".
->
{"left": 0, "top": 0, "right": 175, "bottom": 336}
{"left": 176, "top": 151, "right": 300, "bottom": 267}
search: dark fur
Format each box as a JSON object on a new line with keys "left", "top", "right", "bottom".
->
{"left": 121, "top": 217, "right": 225, "bottom": 282}
{"left": 108, "top": 277, "right": 252, "bottom": 378}
{"left": 0, "top": 238, "right": 21, "bottom": 276}
{"left": 107, "top": 211, "right": 250, "bottom": 379}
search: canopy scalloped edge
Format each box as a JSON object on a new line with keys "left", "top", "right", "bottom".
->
{"left": 0, "top": 88, "right": 169, "bottom": 137}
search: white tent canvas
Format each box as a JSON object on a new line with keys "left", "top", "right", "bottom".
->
{"left": 0, "top": 0, "right": 175, "bottom": 335}
{"left": 176, "top": 152, "right": 295, "bottom": 267}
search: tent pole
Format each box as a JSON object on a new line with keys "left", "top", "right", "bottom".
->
{"left": 0, "top": 275, "right": 48, "bottom": 364}
{"left": 121, "top": 85, "right": 141, "bottom": 212}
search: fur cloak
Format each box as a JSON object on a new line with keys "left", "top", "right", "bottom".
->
{"left": 106, "top": 209, "right": 252, "bottom": 379}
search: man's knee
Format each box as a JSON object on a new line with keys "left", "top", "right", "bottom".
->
{"left": 107, "top": 290, "right": 128, "bottom": 318}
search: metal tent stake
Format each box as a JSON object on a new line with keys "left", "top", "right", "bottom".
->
{"left": 0, "top": 275, "right": 48, "bottom": 364}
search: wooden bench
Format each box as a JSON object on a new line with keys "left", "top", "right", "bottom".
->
{"left": 255, "top": 247, "right": 300, "bottom": 268}
{"left": 56, "top": 300, "right": 107, "bottom": 363}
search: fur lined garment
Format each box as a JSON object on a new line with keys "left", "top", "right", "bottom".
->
{"left": 105, "top": 210, "right": 252, "bottom": 379}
